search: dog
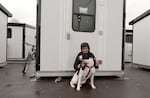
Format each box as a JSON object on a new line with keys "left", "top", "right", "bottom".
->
{"left": 70, "top": 58, "right": 96, "bottom": 91}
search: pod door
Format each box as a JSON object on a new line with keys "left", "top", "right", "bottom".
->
{"left": 65, "top": 0, "right": 104, "bottom": 70}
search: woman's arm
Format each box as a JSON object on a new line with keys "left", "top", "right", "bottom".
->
{"left": 74, "top": 52, "right": 82, "bottom": 70}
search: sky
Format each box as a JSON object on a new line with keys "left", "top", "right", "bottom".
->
{"left": 0, "top": 0, "right": 150, "bottom": 28}
{"left": 126, "top": 0, "right": 150, "bottom": 29}
{"left": 0, "top": 0, "right": 36, "bottom": 26}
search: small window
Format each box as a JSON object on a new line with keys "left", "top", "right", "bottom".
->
{"left": 7, "top": 28, "right": 12, "bottom": 38}
{"left": 126, "top": 35, "right": 133, "bottom": 43}
{"left": 72, "top": 0, "right": 96, "bottom": 32}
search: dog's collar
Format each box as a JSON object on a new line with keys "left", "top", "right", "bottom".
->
{"left": 84, "top": 65, "right": 94, "bottom": 78}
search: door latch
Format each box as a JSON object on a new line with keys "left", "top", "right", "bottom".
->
{"left": 67, "top": 33, "right": 71, "bottom": 40}
{"left": 98, "top": 31, "right": 103, "bottom": 36}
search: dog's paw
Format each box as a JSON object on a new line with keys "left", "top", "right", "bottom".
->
{"left": 91, "top": 85, "right": 96, "bottom": 89}
{"left": 76, "top": 87, "right": 80, "bottom": 91}
{"left": 70, "top": 82, "right": 75, "bottom": 88}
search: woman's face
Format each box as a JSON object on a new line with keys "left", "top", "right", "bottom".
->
{"left": 81, "top": 47, "right": 89, "bottom": 53}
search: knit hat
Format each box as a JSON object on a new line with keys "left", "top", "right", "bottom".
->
{"left": 81, "top": 42, "right": 90, "bottom": 50}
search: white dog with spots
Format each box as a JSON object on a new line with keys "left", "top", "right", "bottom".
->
{"left": 70, "top": 58, "right": 96, "bottom": 91}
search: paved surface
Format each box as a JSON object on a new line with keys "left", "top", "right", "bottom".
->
{"left": 0, "top": 63, "right": 150, "bottom": 98}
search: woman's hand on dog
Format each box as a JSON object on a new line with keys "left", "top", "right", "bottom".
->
{"left": 96, "top": 60, "right": 102, "bottom": 65}
{"left": 94, "top": 60, "right": 102, "bottom": 69}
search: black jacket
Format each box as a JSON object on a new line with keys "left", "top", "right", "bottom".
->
{"left": 73, "top": 52, "right": 98, "bottom": 70}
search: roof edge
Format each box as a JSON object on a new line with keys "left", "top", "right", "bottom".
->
{"left": 129, "top": 9, "right": 150, "bottom": 25}
{"left": 0, "top": 3, "right": 12, "bottom": 17}
{"left": 8, "top": 23, "right": 36, "bottom": 29}
{"left": 125, "top": 29, "right": 133, "bottom": 34}
{"left": 125, "top": 29, "right": 133, "bottom": 32}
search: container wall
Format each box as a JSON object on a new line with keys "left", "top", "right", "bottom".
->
{"left": 0, "top": 11, "right": 7, "bottom": 64}
{"left": 7, "top": 26, "right": 23, "bottom": 59}
{"left": 133, "top": 16, "right": 150, "bottom": 66}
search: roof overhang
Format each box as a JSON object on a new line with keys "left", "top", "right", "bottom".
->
{"left": 0, "top": 3, "right": 12, "bottom": 17}
{"left": 129, "top": 9, "right": 150, "bottom": 25}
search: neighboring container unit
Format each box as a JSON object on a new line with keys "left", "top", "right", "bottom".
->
{"left": 129, "top": 9, "right": 150, "bottom": 69}
{"left": 0, "top": 4, "right": 12, "bottom": 67}
{"left": 36, "top": 0, "right": 126, "bottom": 77}
{"left": 124, "top": 30, "right": 133, "bottom": 63}
{"left": 7, "top": 23, "right": 36, "bottom": 60}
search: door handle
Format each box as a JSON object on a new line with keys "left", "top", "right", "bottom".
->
{"left": 67, "top": 33, "right": 71, "bottom": 40}
{"left": 98, "top": 31, "right": 103, "bottom": 36}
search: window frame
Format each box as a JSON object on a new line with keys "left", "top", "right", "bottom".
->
{"left": 7, "top": 28, "right": 12, "bottom": 38}
{"left": 72, "top": 0, "right": 96, "bottom": 32}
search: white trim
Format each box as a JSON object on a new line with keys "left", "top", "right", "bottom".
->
{"left": 133, "top": 63, "right": 150, "bottom": 69}
{"left": 0, "top": 62, "right": 7, "bottom": 67}
{"left": 36, "top": 71, "right": 124, "bottom": 77}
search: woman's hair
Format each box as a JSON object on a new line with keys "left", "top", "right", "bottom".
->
{"left": 80, "top": 42, "right": 90, "bottom": 50}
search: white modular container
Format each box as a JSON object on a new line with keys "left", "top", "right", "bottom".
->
{"left": 7, "top": 23, "right": 36, "bottom": 60}
{"left": 0, "top": 4, "right": 12, "bottom": 67}
{"left": 124, "top": 30, "right": 133, "bottom": 63}
{"left": 129, "top": 9, "right": 150, "bottom": 69}
{"left": 36, "top": 0, "right": 126, "bottom": 77}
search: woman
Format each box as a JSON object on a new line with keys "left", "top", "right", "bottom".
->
{"left": 74, "top": 42, "right": 99, "bottom": 71}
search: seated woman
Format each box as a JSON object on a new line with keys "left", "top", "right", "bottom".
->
{"left": 70, "top": 42, "right": 100, "bottom": 90}
{"left": 74, "top": 42, "right": 99, "bottom": 71}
